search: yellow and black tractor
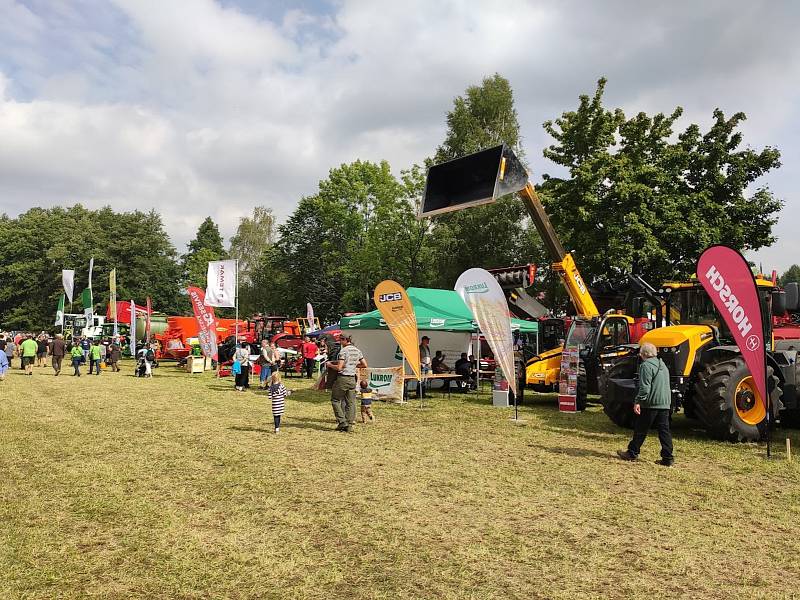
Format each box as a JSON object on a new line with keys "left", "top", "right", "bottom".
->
{"left": 602, "top": 278, "right": 799, "bottom": 442}
{"left": 421, "top": 143, "right": 638, "bottom": 409}
{"left": 528, "top": 273, "right": 666, "bottom": 410}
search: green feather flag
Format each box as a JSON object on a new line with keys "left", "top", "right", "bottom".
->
{"left": 55, "top": 294, "right": 65, "bottom": 326}
{"left": 81, "top": 288, "right": 93, "bottom": 317}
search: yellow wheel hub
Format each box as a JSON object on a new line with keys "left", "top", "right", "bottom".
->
{"left": 734, "top": 376, "right": 766, "bottom": 425}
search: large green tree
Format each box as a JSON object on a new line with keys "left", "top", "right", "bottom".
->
{"left": 249, "top": 161, "right": 430, "bottom": 323}
{"left": 540, "top": 78, "right": 783, "bottom": 286}
{"left": 228, "top": 206, "right": 275, "bottom": 283}
{"left": 187, "top": 216, "right": 225, "bottom": 256}
{"left": 229, "top": 207, "right": 276, "bottom": 316}
{"left": 427, "top": 73, "right": 545, "bottom": 288}
{"left": 182, "top": 216, "right": 226, "bottom": 288}
{"left": 780, "top": 265, "right": 800, "bottom": 286}
{"left": 0, "top": 205, "right": 182, "bottom": 330}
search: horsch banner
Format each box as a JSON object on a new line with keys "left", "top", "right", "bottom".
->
{"left": 188, "top": 286, "right": 219, "bottom": 361}
{"left": 697, "top": 245, "right": 767, "bottom": 410}
{"left": 357, "top": 366, "right": 404, "bottom": 402}
{"left": 205, "top": 260, "right": 237, "bottom": 308}
{"left": 455, "top": 268, "right": 517, "bottom": 398}
{"left": 373, "top": 280, "right": 421, "bottom": 380}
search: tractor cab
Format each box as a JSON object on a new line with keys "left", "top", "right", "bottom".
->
{"left": 602, "top": 277, "right": 800, "bottom": 442}
{"left": 565, "top": 313, "right": 636, "bottom": 409}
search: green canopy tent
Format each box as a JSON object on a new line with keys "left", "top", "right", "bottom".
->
{"left": 339, "top": 288, "right": 537, "bottom": 371}
{"left": 339, "top": 287, "right": 538, "bottom": 333}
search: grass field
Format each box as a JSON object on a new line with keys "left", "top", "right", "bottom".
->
{"left": 1, "top": 361, "right": 799, "bottom": 599}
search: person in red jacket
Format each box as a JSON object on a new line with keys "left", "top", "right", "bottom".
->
{"left": 302, "top": 336, "right": 318, "bottom": 379}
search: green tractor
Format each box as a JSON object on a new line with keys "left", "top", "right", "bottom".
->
{"left": 602, "top": 278, "right": 799, "bottom": 442}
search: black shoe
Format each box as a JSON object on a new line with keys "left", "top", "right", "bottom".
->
{"left": 655, "top": 459, "right": 674, "bottom": 467}
{"left": 616, "top": 450, "right": 637, "bottom": 461}
{"left": 335, "top": 425, "right": 347, "bottom": 431}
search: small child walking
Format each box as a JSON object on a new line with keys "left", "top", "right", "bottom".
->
{"left": 268, "top": 372, "right": 291, "bottom": 434}
{"left": 359, "top": 379, "right": 375, "bottom": 423}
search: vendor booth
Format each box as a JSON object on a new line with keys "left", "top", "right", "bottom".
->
{"left": 338, "top": 288, "right": 537, "bottom": 375}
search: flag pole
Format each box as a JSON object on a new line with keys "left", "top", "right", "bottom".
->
{"left": 235, "top": 259, "right": 239, "bottom": 343}
{"left": 514, "top": 365, "right": 519, "bottom": 421}
{"left": 766, "top": 343, "right": 772, "bottom": 458}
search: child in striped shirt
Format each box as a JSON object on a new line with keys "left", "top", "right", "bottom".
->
{"left": 359, "top": 379, "right": 375, "bottom": 423}
{"left": 269, "top": 372, "right": 291, "bottom": 434}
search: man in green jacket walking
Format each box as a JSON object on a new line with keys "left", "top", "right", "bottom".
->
{"left": 617, "top": 342, "right": 674, "bottom": 466}
{"left": 20, "top": 335, "right": 38, "bottom": 376}
{"left": 89, "top": 340, "right": 103, "bottom": 376}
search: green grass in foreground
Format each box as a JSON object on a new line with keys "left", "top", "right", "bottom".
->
{"left": 1, "top": 362, "right": 799, "bottom": 599}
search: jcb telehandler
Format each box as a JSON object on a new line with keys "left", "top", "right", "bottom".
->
{"left": 421, "top": 144, "right": 653, "bottom": 408}
{"left": 602, "top": 277, "right": 800, "bottom": 442}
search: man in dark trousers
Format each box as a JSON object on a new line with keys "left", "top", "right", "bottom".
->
{"left": 50, "top": 334, "right": 66, "bottom": 376}
{"left": 327, "top": 335, "right": 367, "bottom": 433}
{"left": 302, "top": 336, "right": 318, "bottom": 379}
{"left": 617, "top": 342, "right": 674, "bottom": 466}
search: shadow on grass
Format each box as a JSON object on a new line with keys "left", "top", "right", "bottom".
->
{"left": 230, "top": 426, "right": 272, "bottom": 434}
{"left": 231, "top": 418, "right": 336, "bottom": 433}
{"left": 529, "top": 400, "right": 742, "bottom": 444}
{"left": 289, "top": 418, "right": 336, "bottom": 432}
{"left": 526, "top": 442, "right": 616, "bottom": 460}
{"left": 288, "top": 391, "right": 331, "bottom": 404}
{"left": 207, "top": 384, "right": 258, "bottom": 392}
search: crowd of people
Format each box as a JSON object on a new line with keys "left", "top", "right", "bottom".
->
{"left": 419, "top": 335, "right": 478, "bottom": 391}
{"left": 0, "top": 327, "right": 675, "bottom": 462}
{"left": 0, "top": 331, "right": 151, "bottom": 378}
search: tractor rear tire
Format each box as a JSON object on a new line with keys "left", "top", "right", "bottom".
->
{"left": 693, "top": 356, "right": 782, "bottom": 443}
{"left": 576, "top": 363, "right": 588, "bottom": 411}
{"left": 601, "top": 355, "right": 638, "bottom": 429}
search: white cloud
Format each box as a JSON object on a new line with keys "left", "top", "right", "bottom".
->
{"left": 0, "top": 0, "right": 797, "bottom": 270}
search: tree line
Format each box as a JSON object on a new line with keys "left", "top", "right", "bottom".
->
{"left": 0, "top": 75, "right": 789, "bottom": 330}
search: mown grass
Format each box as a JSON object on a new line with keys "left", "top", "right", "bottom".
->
{"left": 1, "top": 361, "right": 799, "bottom": 599}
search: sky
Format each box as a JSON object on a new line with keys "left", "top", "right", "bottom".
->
{"left": 0, "top": 0, "right": 798, "bottom": 273}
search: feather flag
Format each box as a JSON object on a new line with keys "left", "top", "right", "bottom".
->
{"left": 55, "top": 294, "right": 65, "bottom": 326}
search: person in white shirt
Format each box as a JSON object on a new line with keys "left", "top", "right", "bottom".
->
{"left": 326, "top": 335, "right": 367, "bottom": 432}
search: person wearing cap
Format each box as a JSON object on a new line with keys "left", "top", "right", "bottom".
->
{"left": 327, "top": 335, "right": 367, "bottom": 432}
{"left": 50, "top": 333, "right": 66, "bottom": 376}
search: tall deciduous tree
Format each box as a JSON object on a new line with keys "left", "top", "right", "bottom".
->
{"left": 780, "top": 265, "right": 800, "bottom": 286}
{"left": 427, "top": 74, "right": 545, "bottom": 288}
{"left": 541, "top": 78, "right": 783, "bottom": 286}
{"left": 229, "top": 207, "right": 275, "bottom": 284}
{"left": 249, "top": 161, "right": 431, "bottom": 323}
{"left": 0, "top": 205, "right": 182, "bottom": 330}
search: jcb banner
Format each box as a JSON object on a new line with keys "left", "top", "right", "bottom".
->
{"left": 188, "top": 286, "right": 219, "bottom": 361}
{"left": 697, "top": 245, "right": 767, "bottom": 411}
{"left": 373, "top": 280, "right": 421, "bottom": 380}
{"left": 205, "top": 260, "right": 237, "bottom": 308}
{"left": 455, "top": 268, "right": 517, "bottom": 398}
{"left": 357, "top": 366, "right": 405, "bottom": 402}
